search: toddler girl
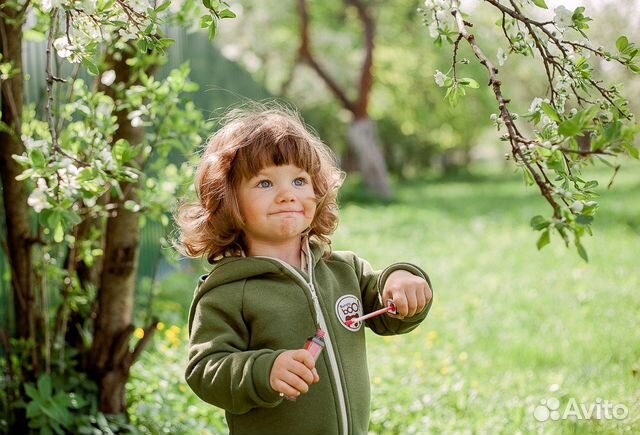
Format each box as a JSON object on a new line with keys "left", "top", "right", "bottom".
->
{"left": 175, "top": 105, "right": 433, "bottom": 435}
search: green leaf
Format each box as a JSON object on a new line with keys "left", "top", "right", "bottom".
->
{"left": 219, "top": 9, "right": 236, "bottom": 19}
{"left": 24, "top": 29, "right": 47, "bottom": 42}
{"left": 113, "top": 138, "right": 130, "bottom": 163}
{"left": 536, "top": 229, "right": 550, "bottom": 250}
{"left": 616, "top": 36, "right": 629, "bottom": 52}
{"left": 202, "top": 0, "right": 211, "bottom": 9}
{"left": 200, "top": 15, "right": 213, "bottom": 28}
{"left": 54, "top": 221, "right": 64, "bottom": 243}
{"left": 558, "top": 117, "right": 581, "bottom": 137}
{"left": 30, "top": 149, "right": 46, "bottom": 168}
{"left": 541, "top": 102, "right": 561, "bottom": 123}
{"left": 532, "top": 0, "right": 548, "bottom": 9}
{"left": 156, "top": 0, "right": 171, "bottom": 12}
{"left": 575, "top": 238, "right": 589, "bottom": 262}
{"left": 576, "top": 214, "right": 594, "bottom": 225}
{"left": 459, "top": 77, "right": 479, "bottom": 89}
{"left": 25, "top": 383, "right": 40, "bottom": 401}
{"left": 82, "top": 59, "right": 99, "bottom": 76}
{"left": 37, "top": 375, "right": 52, "bottom": 400}
{"left": 137, "top": 38, "right": 148, "bottom": 53}
{"left": 208, "top": 20, "right": 217, "bottom": 41}
{"left": 629, "top": 63, "right": 640, "bottom": 74}
{"left": 530, "top": 215, "right": 549, "bottom": 231}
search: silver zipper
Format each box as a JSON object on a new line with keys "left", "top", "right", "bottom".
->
{"left": 256, "top": 255, "right": 349, "bottom": 435}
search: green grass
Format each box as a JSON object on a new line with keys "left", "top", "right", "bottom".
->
{"left": 130, "top": 160, "right": 640, "bottom": 434}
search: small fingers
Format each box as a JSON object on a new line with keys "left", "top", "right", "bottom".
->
{"left": 390, "top": 292, "right": 408, "bottom": 319}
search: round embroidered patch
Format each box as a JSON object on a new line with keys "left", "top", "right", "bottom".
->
{"left": 335, "top": 295, "right": 363, "bottom": 331}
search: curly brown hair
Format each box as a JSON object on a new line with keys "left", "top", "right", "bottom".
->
{"left": 174, "top": 104, "right": 344, "bottom": 263}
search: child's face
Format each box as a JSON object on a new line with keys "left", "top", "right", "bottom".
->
{"left": 237, "top": 164, "right": 316, "bottom": 250}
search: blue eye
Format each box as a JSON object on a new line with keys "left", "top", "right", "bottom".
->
{"left": 293, "top": 177, "right": 309, "bottom": 187}
{"left": 258, "top": 180, "right": 272, "bottom": 188}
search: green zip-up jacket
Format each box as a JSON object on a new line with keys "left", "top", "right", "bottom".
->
{"left": 186, "top": 241, "right": 433, "bottom": 435}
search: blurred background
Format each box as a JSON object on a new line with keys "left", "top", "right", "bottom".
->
{"left": 2, "top": 0, "right": 639, "bottom": 433}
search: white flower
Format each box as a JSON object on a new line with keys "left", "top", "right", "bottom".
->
{"left": 28, "top": 180, "right": 52, "bottom": 213}
{"left": 497, "top": 48, "right": 508, "bottom": 66}
{"left": 23, "top": 136, "right": 49, "bottom": 152}
{"left": 570, "top": 200, "right": 584, "bottom": 213}
{"left": 434, "top": 70, "right": 447, "bottom": 87}
{"left": 162, "top": 181, "right": 176, "bottom": 194}
{"left": 42, "top": 0, "right": 61, "bottom": 12}
{"left": 528, "top": 97, "right": 543, "bottom": 114}
{"left": 53, "top": 37, "right": 73, "bottom": 59}
{"left": 101, "top": 70, "right": 116, "bottom": 86}
{"left": 428, "top": 21, "right": 439, "bottom": 38}
{"left": 553, "top": 6, "right": 573, "bottom": 30}
{"left": 131, "top": 116, "right": 144, "bottom": 128}
{"left": 98, "top": 148, "right": 116, "bottom": 171}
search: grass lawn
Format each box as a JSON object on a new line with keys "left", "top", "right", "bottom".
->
{"left": 130, "top": 160, "right": 640, "bottom": 434}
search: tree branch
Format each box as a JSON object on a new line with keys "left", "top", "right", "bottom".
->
{"left": 451, "top": 0, "right": 562, "bottom": 218}
{"left": 296, "top": 0, "right": 356, "bottom": 114}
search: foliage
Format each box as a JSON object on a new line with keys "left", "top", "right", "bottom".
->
{"left": 0, "top": 0, "right": 231, "bottom": 432}
{"left": 127, "top": 323, "right": 228, "bottom": 434}
{"left": 419, "top": 0, "right": 640, "bottom": 260}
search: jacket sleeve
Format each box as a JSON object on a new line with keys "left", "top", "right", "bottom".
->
{"left": 352, "top": 255, "right": 433, "bottom": 336}
{"left": 185, "top": 280, "right": 284, "bottom": 414}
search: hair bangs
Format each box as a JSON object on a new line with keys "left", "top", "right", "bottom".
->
{"left": 233, "top": 132, "right": 321, "bottom": 183}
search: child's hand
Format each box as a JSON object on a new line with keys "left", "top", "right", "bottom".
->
{"left": 382, "top": 270, "right": 432, "bottom": 319}
{"left": 270, "top": 349, "right": 320, "bottom": 399}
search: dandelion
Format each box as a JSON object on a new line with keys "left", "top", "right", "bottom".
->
{"left": 373, "top": 377, "right": 383, "bottom": 385}
{"left": 427, "top": 330, "right": 438, "bottom": 341}
{"left": 134, "top": 327, "right": 145, "bottom": 339}
{"left": 157, "top": 322, "right": 165, "bottom": 331}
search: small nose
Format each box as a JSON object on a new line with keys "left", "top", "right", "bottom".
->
{"left": 276, "top": 186, "right": 295, "bottom": 202}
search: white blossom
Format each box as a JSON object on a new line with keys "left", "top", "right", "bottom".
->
{"left": 28, "top": 180, "right": 52, "bottom": 213}
{"left": 131, "top": 116, "right": 144, "bottom": 128}
{"left": 434, "top": 70, "right": 447, "bottom": 87}
{"left": 570, "top": 201, "right": 584, "bottom": 213}
{"left": 101, "top": 70, "right": 116, "bottom": 86}
{"left": 53, "top": 37, "right": 73, "bottom": 59}
{"left": 553, "top": 6, "right": 573, "bottom": 31}
{"left": 23, "top": 136, "right": 49, "bottom": 152}
{"left": 428, "top": 21, "right": 439, "bottom": 38}
{"left": 528, "top": 97, "right": 543, "bottom": 114}
{"left": 497, "top": 48, "right": 508, "bottom": 66}
{"left": 42, "top": 0, "right": 62, "bottom": 12}
{"left": 98, "top": 148, "right": 116, "bottom": 171}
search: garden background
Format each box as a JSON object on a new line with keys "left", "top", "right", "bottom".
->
{"left": 1, "top": 0, "right": 638, "bottom": 434}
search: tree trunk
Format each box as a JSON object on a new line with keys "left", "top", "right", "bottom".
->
{"left": 296, "top": 0, "right": 392, "bottom": 198}
{"left": 88, "top": 50, "right": 144, "bottom": 414}
{"left": 347, "top": 118, "right": 392, "bottom": 198}
{"left": 0, "top": 1, "right": 37, "bottom": 356}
